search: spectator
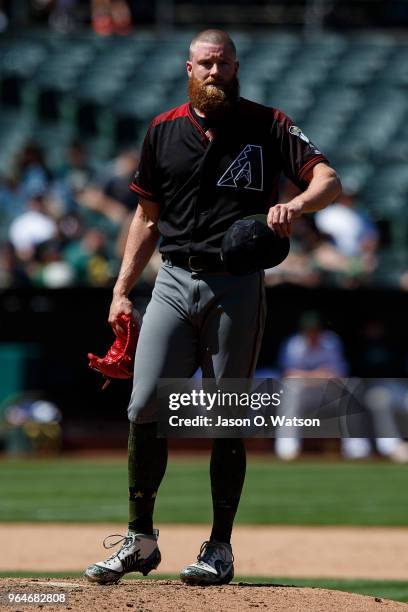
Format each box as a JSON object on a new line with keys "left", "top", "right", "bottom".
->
{"left": 8, "top": 194, "right": 57, "bottom": 261}
{"left": 352, "top": 318, "right": 408, "bottom": 463}
{"left": 265, "top": 215, "right": 352, "bottom": 288}
{"left": 53, "top": 141, "right": 94, "bottom": 214}
{"left": 91, "top": 0, "right": 132, "bottom": 36}
{"left": 101, "top": 149, "right": 139, "bottom": 212}
{"left": 275, "top": 312, "right": 408, "bottom": 462}
{"left": 274, "top": 311, "right": 349, "bottom": 460}
{"left": 76, "top": 184, "right": 129, "bottom": 226}
{"left": 265, "top": 182, "right": 379, "bottom": 288}
{"left": 49, "top": 0, "right": 80, "bottom": 32}
{"left": 63, "top": 228, "right": 114, "bottom": 286}
{"left": 15, "top": 142, "right": 51, "bottom": 202}
{"left": 0, "top": 140, "right": 138, "bottom": 289}
{"left": 315, "top": 190, "right": 379, "bottom": 259}
{"left": 32, "top": 240, "right": 75, "bottom": 288}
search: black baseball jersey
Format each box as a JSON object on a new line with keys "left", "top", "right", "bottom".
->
{"left": 129, "top": 97, "right": 328, "bottom": 255}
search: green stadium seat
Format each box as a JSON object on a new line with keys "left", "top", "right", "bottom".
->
{"left": 312, "top": 87, "right": 363, "bottom": 117}
{"left": 0, "top": 40, "right": 47, "bottom": 108}
{"left": 0, "top": 111, "right": 35, "bottom": 175}
{"left": 329, "top": 161, "right": 374, "bottom": 194}
{"left": 266, "top": 84, "right": 314, "bottom": 122}
{"left": 163, "top": 87, "right": 188, "bottom": 112}
{"left": 114, "top": 83, "right": 169, "bottom": 120}
{"left": 1, "top": 27, "right": 408, "bottom": 266}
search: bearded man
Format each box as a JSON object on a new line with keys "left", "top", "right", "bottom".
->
{"left": 85, "top": 29, "right": 341, "bottom": 586}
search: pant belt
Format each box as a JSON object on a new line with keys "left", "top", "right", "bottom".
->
{"left": 162, "top": 253, "right": 225, "bottom": 272}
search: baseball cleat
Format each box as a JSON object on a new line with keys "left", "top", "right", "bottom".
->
{"left": 84, "top": 529, "right": 161, "bottom": 584}
{"left": 180, "top": 540, "right": 234, "bottom": 586}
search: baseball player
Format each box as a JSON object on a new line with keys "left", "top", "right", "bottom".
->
{"left": 85, "top": 29, "right": 341, "bottom": 586}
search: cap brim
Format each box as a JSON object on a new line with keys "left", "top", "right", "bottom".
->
{"left": 243, "top": 213, "right": 268, "bottom": 225}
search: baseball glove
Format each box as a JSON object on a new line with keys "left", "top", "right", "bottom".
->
{"left": 88, "top": 311, "right": 141, "bottom": 389}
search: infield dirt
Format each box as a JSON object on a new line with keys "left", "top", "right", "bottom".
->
{"left": 2, "top": 523, "right": 408, "bottom": 579}
{"left": 1, "top": 577, "right": 408, "bottom": 612}
{"left": 2, "top": 524, "right": 408, "bottom": 611}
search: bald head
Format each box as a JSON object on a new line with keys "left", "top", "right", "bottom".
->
{"left": 189, "top": 29, "right": 237, "bottom": 60}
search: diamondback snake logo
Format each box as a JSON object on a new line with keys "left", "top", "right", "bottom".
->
{"left": 217, "top": 145, "right": 264, "bottom": 191}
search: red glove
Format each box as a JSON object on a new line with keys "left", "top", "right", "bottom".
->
{"left": 88, "top": 312, "right": 141, "bottom": 388}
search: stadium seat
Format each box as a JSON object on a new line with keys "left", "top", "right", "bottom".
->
{"left": 1, "top": 27, "right": 408, "bottom": 271}
{"left": 0, "top": 111, "right": 35, "bottom": 176}
{"left": 0, "top": 39, "right": 47, "bottom": 109}
{"left": 330, "top": 161, "right": 374, "bottom": 194}
{"left": 266, "top": 84, "right": 314, "bottom": 123}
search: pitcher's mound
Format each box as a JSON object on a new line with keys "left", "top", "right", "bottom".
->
{"left": 1, "top": 578, "right": 407, "bottom": 611}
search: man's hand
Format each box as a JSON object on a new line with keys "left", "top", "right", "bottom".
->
{"left": 267, "top": 199, "right": 304, "bottom": 238}
{"left": 108, "top": 198, "right": 160, "bottom": 335}
{"left": 267, "top": 163, "right": 342, "bottom": 238}
{"left": 109, "top": 294, "right": 133, "bottom": 335}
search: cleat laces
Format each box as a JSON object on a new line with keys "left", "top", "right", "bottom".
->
{"left": 197, "top": 541, "right": 234, "bottom": 567}
{"left": 101, "top": 533, "right": 139, "bottom": 563}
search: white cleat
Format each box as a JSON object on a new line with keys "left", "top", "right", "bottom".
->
{"left": 180, "top": 540, "right": 234, "bottom": 586}
{"left": 84, "top": 529, "right": 161, "bottom": 584}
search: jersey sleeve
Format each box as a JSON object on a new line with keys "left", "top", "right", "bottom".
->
{"left": 129, "top": 124, "right": 160, "bottom": 202}
{"left": 273, "top": 109, "right": 329, "bottom": 190}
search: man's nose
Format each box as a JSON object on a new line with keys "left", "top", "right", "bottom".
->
{"left": 210, "top": 63, "right": 220, "bottom": 75}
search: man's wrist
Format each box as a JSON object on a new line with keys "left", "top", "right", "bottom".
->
{"left": 291, "top": 196, "right": 306, "bottom": 213}
{"left": 113, "top": 286, "right": 129, "bottom": 298}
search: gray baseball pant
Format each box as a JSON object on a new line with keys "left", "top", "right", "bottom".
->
{"left": 128, "top": 260, "right": 267, "bottom": 423}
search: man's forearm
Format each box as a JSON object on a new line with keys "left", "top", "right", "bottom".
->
{"left": 113, "top": 212, "right": 159, "bottom": 297}
{"left": 294, "top": 166, "right": 342, "bottom": 213}
{"left": 267, "top": 164, "right": 341, "bottom": 236}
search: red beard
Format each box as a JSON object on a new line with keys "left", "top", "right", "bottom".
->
{"left": 188, "top": 75, "right": 240, "bottom": 119}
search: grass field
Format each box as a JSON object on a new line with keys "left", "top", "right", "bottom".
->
{"left": 2, "top": 457, "right": 408, "bottom": 604}
{"left": 1, "top": 456, "right": 407, "bottom": 525}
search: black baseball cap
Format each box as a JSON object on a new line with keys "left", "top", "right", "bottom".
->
{"left": 221, "top": 214, "right": 290, "bottom": 276}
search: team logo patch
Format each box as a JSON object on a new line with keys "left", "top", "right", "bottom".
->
{"left": 289, "top": 125, "right": 322, "bottom": 154}
{"left": 289, "top": 125, "right": 310, "bottom": 143}
{"left": 217, "top": 144, "right": 263, "bottom": 191}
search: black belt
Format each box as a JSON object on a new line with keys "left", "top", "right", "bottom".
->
{"left": 162, "top": 253, "right": 225, "bottom": 272}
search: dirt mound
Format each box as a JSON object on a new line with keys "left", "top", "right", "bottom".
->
{"left": 1, "top": 578, "right": 407, "bottom": 612}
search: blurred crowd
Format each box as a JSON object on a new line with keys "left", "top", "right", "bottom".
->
{"left": 1, "top": 0, "right": 408, "bottom": 33}
{"left": 265, "top": 182, "right": 382, "bottom": 289}
{"left": 0, "top": 140, "right": 164, "bottom": 289}
{"left": 1, "top": 393, "right": 62, "bottom": 455}
{"left": 0, "top": 138, "right": 395, "bottom": 290}
{"left": 0, "top": 0, "right": 136, "bottom": 34}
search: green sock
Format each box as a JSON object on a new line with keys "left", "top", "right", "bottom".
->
{"left": 210, "top": 438, "right": 246, "bottom": 544}
{"left": 128, "top": 422, "right": 168, "bottom": 535}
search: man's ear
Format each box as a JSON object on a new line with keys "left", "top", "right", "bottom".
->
{"left": 186, "top": 61, "right": 192, "bottom": 78}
